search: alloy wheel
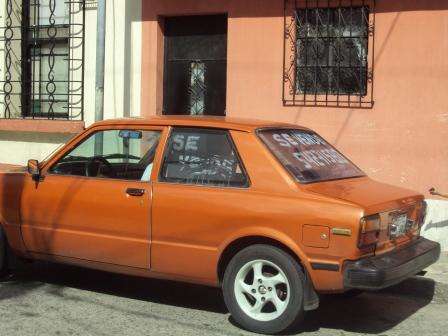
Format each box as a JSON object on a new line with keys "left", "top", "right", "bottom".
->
{"left": 234, "top": 259, "right": 290, "bottom": 322}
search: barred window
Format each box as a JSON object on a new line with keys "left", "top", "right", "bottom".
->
{"left": 283, "top": 1, "right": 374, "bottom": 108}
{"left": 296, "top": 6, "right": 369, "bottom": 95}
{"left": 2, "top": 0, "right": 85, "bottom": 120}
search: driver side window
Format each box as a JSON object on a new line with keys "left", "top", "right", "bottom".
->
{"left": 50, "top": 129, "right": 162, "bottom": 181}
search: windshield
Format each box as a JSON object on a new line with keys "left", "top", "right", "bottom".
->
{"left": 258, "top": 129, "right": 365, "bottom": 183}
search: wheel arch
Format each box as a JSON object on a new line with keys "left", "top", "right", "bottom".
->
{"left": 217, "top": 234, "right": 310, "bottom": 284}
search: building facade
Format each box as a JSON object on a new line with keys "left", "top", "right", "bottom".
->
{"left": 1, "top": 0, "right": 447, "bottom": 248}
{"left": 0, "top": 0, "right": 142, "bottom": 160}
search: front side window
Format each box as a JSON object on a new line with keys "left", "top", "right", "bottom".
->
{"left": 258, "top": 129, "right": 364, "bottom": 183}
{"left": 50, "top": 130, "right": 162, "bottom": 181}
{"left": 160, "top": 128, "right": 249, "bottom": 187}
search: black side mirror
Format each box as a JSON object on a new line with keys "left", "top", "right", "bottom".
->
{"left": 27, "top": 159, "right": 40, "bottom": 180}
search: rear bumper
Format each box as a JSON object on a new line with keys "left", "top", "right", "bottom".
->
{"left": 343, "top": 237, "right": 441, "bottom": 290}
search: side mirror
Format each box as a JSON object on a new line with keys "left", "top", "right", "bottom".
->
{"left": 27, "top": 159, "right": 40, "bottom": 179}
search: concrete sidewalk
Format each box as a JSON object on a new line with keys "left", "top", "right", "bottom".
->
{"left": 425, "top": 252, "right": 448, "bottom": 284}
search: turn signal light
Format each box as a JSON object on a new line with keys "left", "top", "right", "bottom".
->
{"left": 358, "top": 214, "right": 381, "bottom": 249}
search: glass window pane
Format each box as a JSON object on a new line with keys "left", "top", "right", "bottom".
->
{"left": 50, "top": 130, "right": 162, "bottom": 181}
{"left": 189, "top": 61, "right": 206, "bottom": 115}
{"left": 32, "top": 41, "right": 69, "bottom": 115}
{"left": 31, "top": 0, "right": 69, "bottom": 26}
{"left": 40, "top": 45, "right": 69, "bottom": 93}
{"left": 160, "top": 128, "right": 248, "bottom": 187}
{"left": 258, "top": 129, "right": 365, "bottom": 183}
{"left": 296, "top": 6, "right": 369, "bottom": 95}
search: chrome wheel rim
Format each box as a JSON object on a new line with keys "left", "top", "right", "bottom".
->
{"left": 234, "top": 259, "right": 290, "bottom": 322}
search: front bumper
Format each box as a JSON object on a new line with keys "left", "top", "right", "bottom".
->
{"left": 343, "top": 237, "right": 441, "bottom": 290}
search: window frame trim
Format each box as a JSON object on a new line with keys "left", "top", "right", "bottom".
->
{"left": 157, "top": 126, "right": 252, "bottom": 189}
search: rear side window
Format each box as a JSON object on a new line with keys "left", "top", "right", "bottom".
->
{"left": 258, "top": 129, "right": 364, "bottom": 183}
{"left": 160, "top": 128, "right": 249, "bottom": 187}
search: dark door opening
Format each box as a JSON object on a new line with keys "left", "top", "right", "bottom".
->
{"left": 163, "top": 15, "right": 227, "bottom": 116}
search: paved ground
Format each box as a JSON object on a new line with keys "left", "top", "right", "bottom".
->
{"left": 0, "top": 254, "right": 447, "bottom": 336}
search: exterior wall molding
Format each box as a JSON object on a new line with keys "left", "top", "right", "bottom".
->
{"left": 0, "top": 119, "right": 84, "bottom": 134}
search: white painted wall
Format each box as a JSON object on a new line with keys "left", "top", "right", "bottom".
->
{"left": 84, "top": 0, "right": 142, "bottom": 122}
{"left": 0, "top": 131, "right": 72, "bottom": 164}
{"left": 422, "top": 200, "right": 448, "bottom": 252}
{"left": 0, "top": 0, "right": 143, "bottom": 165}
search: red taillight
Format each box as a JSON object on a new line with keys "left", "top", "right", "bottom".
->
{"left": 358, "top": 214, "right": 381, "bottom": 249}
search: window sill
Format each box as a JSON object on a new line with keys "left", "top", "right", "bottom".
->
{"left": 0, "top": 163, "right": 22, "bottom": 171}
{"left": 0, "top": 119, "right": 85, "bottom": 134}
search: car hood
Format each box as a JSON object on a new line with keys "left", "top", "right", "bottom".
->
{"left": 302, "top": 176, "right": 423, "bottom": 214}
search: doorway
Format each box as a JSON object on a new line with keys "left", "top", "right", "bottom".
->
{"left": 163, "top": 14, "right": 227, "bottom": 116}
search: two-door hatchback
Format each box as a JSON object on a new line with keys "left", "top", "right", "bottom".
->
{"left": 0, "top": 116, "right": 440, "bottom": 334}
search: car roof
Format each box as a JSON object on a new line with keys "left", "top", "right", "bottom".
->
{"left": 92, "top": 115, "right": 311, "bottom": 133}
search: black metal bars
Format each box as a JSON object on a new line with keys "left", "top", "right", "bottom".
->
{"left": 2, "top": 0, "right": 85, "bottom": 119}
{"left": 283, "top": 0, "right": 375, "bottom": 108}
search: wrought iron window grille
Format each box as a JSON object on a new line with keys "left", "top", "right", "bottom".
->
{"left": 188, "top": 61, "right": 207, "bottom": 115}
{"left": 1, "top": 0, "right": 86, "bottom": 120}
{"left": 283, "top": 0, "right": 375, "bottom": 108}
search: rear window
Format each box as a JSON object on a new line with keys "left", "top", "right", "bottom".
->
{"left": 258, "top": 129, "right": 365, "bottom": 183}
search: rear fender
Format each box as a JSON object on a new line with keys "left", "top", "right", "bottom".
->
{"left": 218, "top": 226, "right": 313, "bottom": 281}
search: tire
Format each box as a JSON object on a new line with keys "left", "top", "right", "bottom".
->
{"left": 223, "top": 244, "right": 305, "bottom": 335}
{"left": 0, "top": 227, "right": 8, "bottom": 277}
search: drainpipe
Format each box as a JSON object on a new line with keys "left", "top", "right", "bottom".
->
{"left": 95, "top": 0, "right": 106, "bottom": 155}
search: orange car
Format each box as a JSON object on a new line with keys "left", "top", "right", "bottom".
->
{"left": 0, "top": 116, "right": 440, "bottom": 334}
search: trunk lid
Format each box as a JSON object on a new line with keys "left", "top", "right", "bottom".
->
{"left": 302, "top": 176, "right": 424, "bottom": 253}
{"left": 302, "top": 176, "right": 423, "bottom": 215}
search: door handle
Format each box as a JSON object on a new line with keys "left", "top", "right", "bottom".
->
{"left": 126, "top": 188, "right": 146, "bottom": 197}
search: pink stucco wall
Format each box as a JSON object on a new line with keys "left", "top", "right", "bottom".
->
{"left": 141, "top": 0, "right": 448, "bottom": 198}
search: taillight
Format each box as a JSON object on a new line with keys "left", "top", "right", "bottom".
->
{"left": 358, "top": 214, "right": 381, "bottom": 249}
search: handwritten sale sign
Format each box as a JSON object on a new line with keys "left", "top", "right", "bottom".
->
{"left": 259, "top": 129, "right": 364, "bottom": 183}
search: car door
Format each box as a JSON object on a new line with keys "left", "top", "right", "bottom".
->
{"left": 19, "top": 126, "right": 165, "bottom": 269}
{"left": 151, "top": 127, "right": 250, "bottom": 280}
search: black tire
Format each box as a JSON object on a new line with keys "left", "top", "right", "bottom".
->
{"left": 223, "top": 244, "right": 305, "bottom": 335}
{"left": 0, "top": 227, "right": 8, "bottom": 277}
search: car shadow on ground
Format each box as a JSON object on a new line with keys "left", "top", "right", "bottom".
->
{"left": 291, "top": 276, "right": 437, "bottom": 335}
{"left": 0, "top": 261, "right": 438, "bottom": 335}
{"left": 0, "top": 261, "right": 228, "bottom": 313}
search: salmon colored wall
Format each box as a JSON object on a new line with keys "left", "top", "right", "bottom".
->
{"left": 141, "top": 0, "right": 448, "bottom": 198}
